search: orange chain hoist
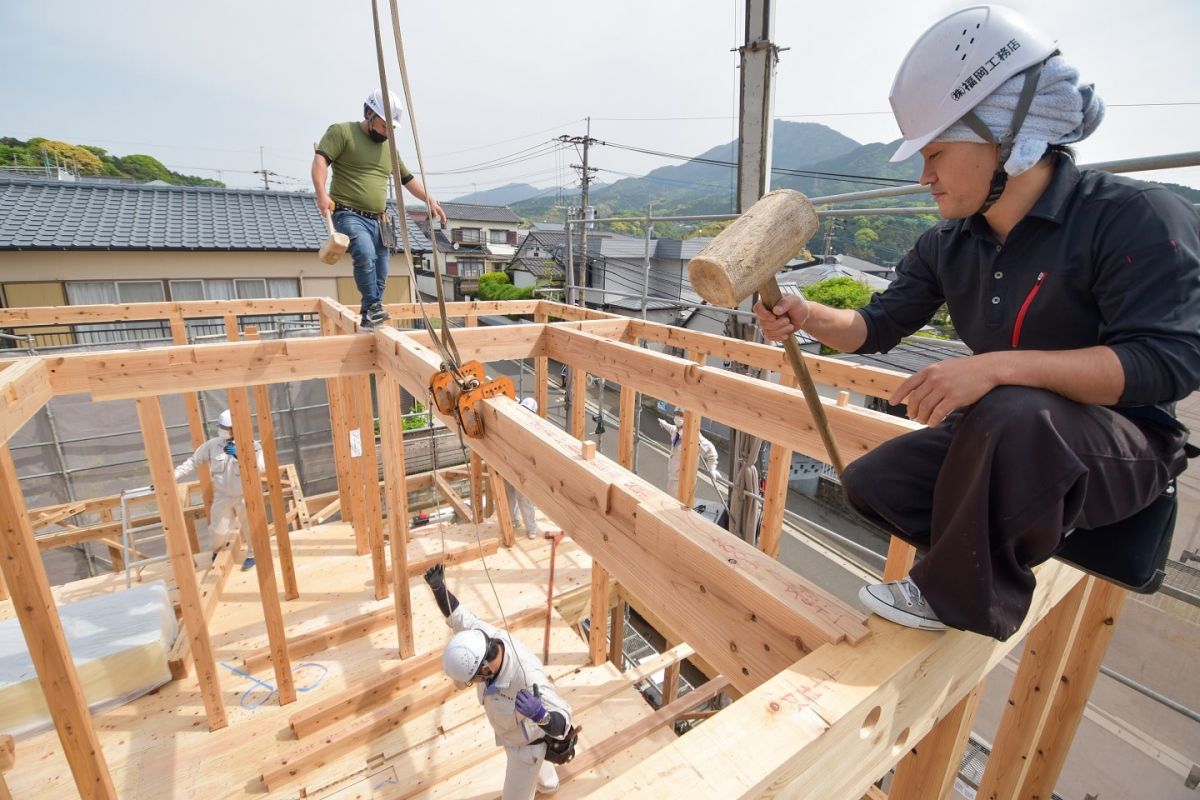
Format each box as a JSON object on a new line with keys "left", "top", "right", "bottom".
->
{"left": 428, "top": 360, "right": 515, "bottom": 438}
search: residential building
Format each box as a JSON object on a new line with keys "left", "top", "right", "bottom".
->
{"left": 410, "top": 202, "right": 521, "bottom": 299}
{"left": 0, "top": 176, "right": 431, "bottom": 346}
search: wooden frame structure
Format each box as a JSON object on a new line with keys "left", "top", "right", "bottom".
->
{"left": 0, "top": 297, "right": 1123, "bottom": 798}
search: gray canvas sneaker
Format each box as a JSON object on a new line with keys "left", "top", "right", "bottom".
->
{"left": 859, "top": 578, "right": 948, "bottom": 631}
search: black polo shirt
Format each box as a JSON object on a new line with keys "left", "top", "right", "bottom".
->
{"left": 856, "top": 152, "right": 1200, "bottom": 426}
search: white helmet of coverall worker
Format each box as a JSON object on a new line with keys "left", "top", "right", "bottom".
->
{"left": 443, "top": 629, "right": 489, "bottom": 684}
{"left": 365, "top": 89, "right": 403, "bottom": 124}
{"left": 217, "top": 410, "right": 233, "bottom": 428}
{"left": 518, "top": 397, "right": 538, "bottom": 413}
{"left": 889, "top": 5, "right": 1057, "bottom": 163}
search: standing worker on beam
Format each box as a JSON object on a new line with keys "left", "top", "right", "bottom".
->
{"left": 172, "top": 410, "right": 265, "bottom": 571}
{"left": 423, "top": 565, "right": 576, "bottom": 798}
{"left": 756, "top": 5, "right": 1199, "bottom": 640}
{"left": 311, "top": 89, "right": 447, "bottom": 329}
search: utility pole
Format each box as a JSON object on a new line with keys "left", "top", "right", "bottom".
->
{"left": 558, "top": 118, "right": 597, "bottom": 307}
{"left": 726, "top": 0, "right": 781, "bottom": 543}
{"left": 823, "top": 218, "right": 844, "bottom": 260}
{"left": 254, "top": 145, "right": 279, "bottom": 191}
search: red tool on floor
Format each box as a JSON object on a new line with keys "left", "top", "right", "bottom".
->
{"left": 542, "top": 530, "right": 565, "bottom": 663}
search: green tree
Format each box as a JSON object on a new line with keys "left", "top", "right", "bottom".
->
{"left": 801, "top": 276, "right": 876, "bottom": 355}
{"left": 476, "top": 271, "right": 534, "bottom": 301}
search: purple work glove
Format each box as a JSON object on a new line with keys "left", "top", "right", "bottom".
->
{"left": 514, "top": 689, "right": 547, "bottom": 723}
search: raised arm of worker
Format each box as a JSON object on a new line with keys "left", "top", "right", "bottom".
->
{"left": 173, "top": 440, "right": 214, "bottom": 483}
{"left": 403, "top": 176, "right": 447, "bottom": 226}
{"left": 310, "top": 153, "right": 333, "bottom": 216}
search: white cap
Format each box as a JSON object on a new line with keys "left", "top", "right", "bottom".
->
{"left": 217, "top": 410, "right": 233, "bottom": 428}
{"left": 442, "top": 629, "right": 488, "bottom": 683}
{"left": 365, "top": 89, "right": 403, "bottom": 124}
{"left": 889, "top": 5, "right": 1056, "bottom": 162}
{"left": 519, "top": 397, "right": 538, "bottom": 414}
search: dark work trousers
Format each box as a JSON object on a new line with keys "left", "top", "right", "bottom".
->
{"left": 842, "top": 386, "right": 1188, "bottom": 640}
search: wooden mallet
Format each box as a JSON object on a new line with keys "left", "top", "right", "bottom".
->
{"left": 688, "top": 189, "right": 845, "bottom": 474}
{"left": 318, "top": 211, "right": 349, "bottom": 265}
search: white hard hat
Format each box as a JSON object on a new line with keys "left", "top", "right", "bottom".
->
{"left": 889, "top": 5, "right": 1056, "bottom": 163}
{"left": 217, "top": 410, "right": 233, "bottom": 428}
{"left": 519, "top": 397, "right": 538, "bottom": 414}
{"left": 442, "top": 629, "right": 488, "bottom": 683}
{"left": 365, "top": 89, "right": 403, "bottom": 124}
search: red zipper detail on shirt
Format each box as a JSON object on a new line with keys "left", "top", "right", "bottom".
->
{"left": 1011, "top": 271, "right": 1046, "bottom": 348}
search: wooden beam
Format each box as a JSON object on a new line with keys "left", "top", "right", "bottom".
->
{"left": 0, "top": 735, "right": 12, "bottom": 771}
{"left": 167, "top": 535, "right": 243, "bottom": 680}
{"left": 245, "top": 328, "right": 299, "bottom": 600}
{"left": 434, "top": 472, "right": 475, "bottom": 523}
{"left": 341, "top": 376, "right": 369, "bottom": 554}
{"left": 0, "top": 442, "right": 117, "bottom": 798}
{"left": 405, "top": 323, "right": 545, "bottom": 363}
{"left": 588, "top": 562, "right": 1085, "bottom": 800}
{"left": 227, "top": 384, "right": 296, "bottom": 705}
{"left": 589, "top": 562, "right": 610, "bottom": 666}
{"left": 0, "top": 359, "right": 51, "bottom": 444}
{"left": 883, "top": 538, "right": 918, "bottom": 582}
{"left": 377, "top": 372, "right": 415, "bottom": 657}
{"left": 384, "top": 299, "right": 541, "bottom": 320}
{"left": 617, "top": 384, "right": 636, "bottom": 470}
{"left": 0, "top": 298, "right": 320, "bottom": 328}
{"left": 676, "top": 349, "right": 708, "bottom": 505}
{"left": 624, "top": 318, "right": 908, "bottom": 400}
{"left": 888, "top": 681, "right": 984, "bottom": 800}
{"left": 537, "top": 300, "right": 621, "bottom": 322}
{"left": 760, "top": 373, "right": 797, "bottom": 559}
{"left": 608, "top": 595, "right": 626, "bottom": 667}
{"left": 543, "top": 326, "right": 920, "bottom": 466}
{"left": 169, "top": 313, "right": 215, "bottom": 514}
{"left": 1016, "top": 579, "right": 1128, "bottom": 799}
{"left": 976, "top": 577, "right": 1093, "bottom": 798}
{"left": 135, "top": 397, "right": 228, "bottom": 730}
{"left": 560, "top": 676, "right": 730, "bottom": 783}
{"left": 468, "top": 451, "right": 484, "bottom": 523}
{"left": 662, "top": 658, "right": 683, "bottom": 706}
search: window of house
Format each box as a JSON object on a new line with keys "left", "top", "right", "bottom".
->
{"left": 66, "top": 280, "right": 168, "bottom": 345}
{"left": 489, "top": 229, "right": 512, "bottom": 245}
{"left": 455, "top": 228, "right": 482, "bottom": 245}
{"left": 459, "top": 259, "right": 484, "bottom": 278}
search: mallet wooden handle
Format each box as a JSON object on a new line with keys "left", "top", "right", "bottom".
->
{"left": 759, "top": 278, "right": 846, "bottom": 475}
{"left": 322, "top": 211, "right": 336, "bottom": 237}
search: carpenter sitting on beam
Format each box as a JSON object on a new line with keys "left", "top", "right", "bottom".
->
{"left": 424, "top": 564, "right": 576, "bottom": 798}
{"left": 755, "top": 5, "right": 1199, "bottom": 640}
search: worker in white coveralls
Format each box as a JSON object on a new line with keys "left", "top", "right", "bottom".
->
{"left": 424, "top": 564, "right": 576, "bottom": 798}
{"left": 172, "top": 409, "right": 264, "bottom": 572}
{"left": 506, "top": 397, "right": 541, "bottom": 538}
{"left": 658, "top": 407, "right": 720, "bottom": 499}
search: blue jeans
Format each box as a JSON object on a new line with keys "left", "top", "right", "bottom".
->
{"left": 333, "top": 210, "right": 389, "bottom": 316}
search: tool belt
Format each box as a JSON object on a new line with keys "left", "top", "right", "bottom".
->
{"left": 333, "top": 202, "right": 382, "bottom": 220}
{"left": 334, "top": 203, "right": 396, "bottom": 249}
{"left": 533, "top": 725, "right": 580, "bottom": 765}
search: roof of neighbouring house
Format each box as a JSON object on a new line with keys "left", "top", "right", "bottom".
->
{"left": 511, "top": 256, "right": 563, "bottom": 280}
{"left": 438, "top": 202, "right": 522, "bottom": 224}
{"left": 0, "top": 177, "right": 432, "bottom": 252}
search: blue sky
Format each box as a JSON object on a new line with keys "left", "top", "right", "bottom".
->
{"left": 2, "top": 1, "right": 1197, "bottom": 196}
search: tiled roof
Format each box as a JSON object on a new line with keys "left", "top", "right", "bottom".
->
{"left": 438, "top": 202, "right": 522, "bottom": 224}
{"left": 511, "top": 256, "right": 563, "bottom": 280}
{"left": 0, "top": 177, "right": 431, "bottom": 252}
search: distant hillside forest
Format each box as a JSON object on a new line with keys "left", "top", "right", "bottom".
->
{"left": 0, "top": 136, "right": 223, "bottom": 187}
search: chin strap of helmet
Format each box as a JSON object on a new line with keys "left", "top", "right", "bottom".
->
{"left": 959, "top": 58, "right": 1046, "bottom": 214}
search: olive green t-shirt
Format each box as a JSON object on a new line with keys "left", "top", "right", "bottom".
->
{"left": 316, "top": 121, "right": 412, "bottom": 213}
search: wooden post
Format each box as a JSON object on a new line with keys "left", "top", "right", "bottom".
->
{"left": 98, "top": 508, "right": 123, "bottom": 572}
{"left": 226, "top": 386, "right": 296, "bottom": 705}
{"left": 976, "top": 577, "right": 1093, "bottom": 798}
{"left": 888, "top": 682, "right": 985, "bottom": 800}
{"left": 608, "top": 596, "right": 626, "bottom": 667}
{"left": 0, "top": 561, "right": 6, "bottom": 601}
{"left": 0, "top": 442, "right": 118, "bottom": 798}
{"left": 759, "top": 373, "right": 795, "bottom": 558}
{"left": 342, "top": 376, "right": 369, "bottom": 555}
{"left": 376, "top": 373, "right": 415, "bottom": 658}
{"left": 169, "top": 312, "right": 214, "bottom": 516}
{"left": 617, "top": 384, "right": 636, "bottom": 470}
{"left": 469, "top": 451, "right": 484, "bottom": 523}
{"left": 1018, "top": 579, "right": 1128, "bottom": 799}
{"left": 675, "top": 350, "right": 707, "bottom": 506}
{"left": 570, "top": 366, "right": 587, "bottom": 439}
{"left": 488, "top": 467, "right": 516, "bottom": 547}
{"left": 589, "top": 562, "right": 610, "bottom": 666}
{"left": 534, "top": 309, "right": 549, "bottom": 419}
{"left": 245, "top": 328, "right": 299, "bottom": 600}
{"left": 354, "top": 375, "right": 389, "bottom": 600}
{"left": 135, "top": 397, "right": 229, "bottom": 730}
{"left": 320, "top": 316, "right": 356, "bottom": 536}
{"left": 661, "top": 656, "right": 682, "bottom": 705}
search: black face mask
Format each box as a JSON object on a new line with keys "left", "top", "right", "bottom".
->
{"left": 367, "top": 129, "right": 388, "bottom": 143}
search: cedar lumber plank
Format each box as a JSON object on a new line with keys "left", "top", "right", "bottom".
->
{"left": 0, "top": 359, "right": 51, "bottom": 444}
